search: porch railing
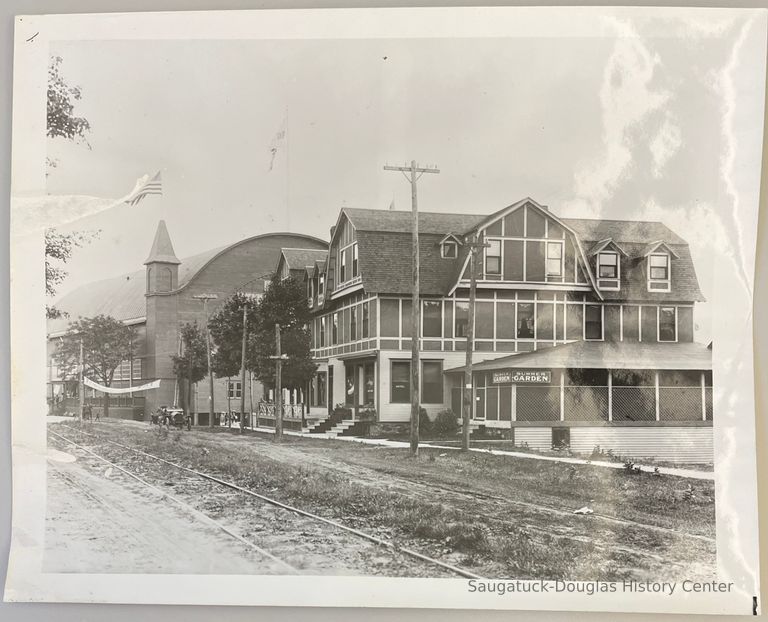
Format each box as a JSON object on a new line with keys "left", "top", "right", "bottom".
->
{"left": 256, "top": 402, "right": 304, "bottom": 420}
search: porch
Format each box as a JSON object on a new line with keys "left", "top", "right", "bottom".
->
{"left": 446, "top": 341, "right": 713, "bottom": 426}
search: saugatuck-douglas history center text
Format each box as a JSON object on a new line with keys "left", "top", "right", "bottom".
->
{"left": 467, "top": 580, "right": 735, "bottom": 596}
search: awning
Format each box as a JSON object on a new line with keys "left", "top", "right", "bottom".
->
{"left": 445, "top": 341, "right": 712, "bottom": 373}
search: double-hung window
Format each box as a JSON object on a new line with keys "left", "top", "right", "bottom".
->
{"left": 352, "top": 244, "right": 359, "bottom": 278}
{"left": 597, "top": 252, "right": 620, "bottom": 290}
{"left": 658, "top": 307, "right": 676, "bottom": 342}
{"left": 585, "top": 305, "right": 603, "bottom": 340}
{"left": 486, "top": 240, "right": 501, "bottom": 275}
{"left": 391, "top": 362, "right": 410, "bottom": 403}
{"left": 339, "top": 250, "right": 347, "bottom": 284}
{"left": 546, "top": 242, "right": 563, "bottom": 278}
{"left": 648, "top": 254, "right": 671, "bottom": 291}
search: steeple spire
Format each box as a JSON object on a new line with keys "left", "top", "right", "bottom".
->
{"left": 144, "top": 219, "right": 180, "bottom": 265}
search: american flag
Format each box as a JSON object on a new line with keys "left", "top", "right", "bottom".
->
{"left": 124, "top": 171, "right": 162, "bottom": 206}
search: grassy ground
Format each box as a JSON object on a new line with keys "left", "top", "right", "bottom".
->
{"left": 51, "top": 419, "right": 716, "bottom": 581}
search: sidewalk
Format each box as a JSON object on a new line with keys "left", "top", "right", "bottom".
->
{"left": 249, "top": 425, "right": 715, "bottom": 481}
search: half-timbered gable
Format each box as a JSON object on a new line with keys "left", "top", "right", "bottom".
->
{"left": 453, "top": 199, "right": 597, "bottom": 295}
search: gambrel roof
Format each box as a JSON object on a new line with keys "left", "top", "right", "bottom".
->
{"left": 331, "top": 202, "right": 703, "bottom": 303}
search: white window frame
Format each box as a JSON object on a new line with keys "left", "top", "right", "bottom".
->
{"left": 352, "top": 243, "right": 359, "bottom": 277}
{"left": 545, "top": 241, "right": 564, "bottom": 278}
{"left": 657, "top": 306, "right": 678, "bottom": 343}
{"left": 647, "top": 253, "right": 671, "bottom": 292}
{"left": 485, "top": 239, "right": 502, "bottom": 276}
{"left": 583, "top": 304, "right": 604, "bottom": 341}
{"left": 441, "top": 240, "right": 458, "bottom": 258}
{"left": 339, "top": 249, "right": 347, "bottom": 284}
{"left": 597, "top": 251, "right": 621, "bottom": 290}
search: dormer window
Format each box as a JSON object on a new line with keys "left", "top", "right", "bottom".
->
{"left": 597, "top": 252, "right": 620, "bottom": 290}
{"left": 648, "top": 253, "right": 670, "bottom": 292}
{"left": 318, "top": 274, "right": 325, "bottom": 295}
{"left": 441, "top": 241, "right": 457, "bottom": 258}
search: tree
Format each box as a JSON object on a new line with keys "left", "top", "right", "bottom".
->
{"left": 45, "top": 228, "right": 99, "bottom": 319}
{"left": 47, "top": 55, "right": 91, "bottom": 145}
{"left": 55, "top": 315, "right": 135, "bottom": 418}
{"left": 209, "top": 292, "right": 260, "bottom": 379}
{"left": 170, "top": 323, "right": 208, "bottom": 417}
{"left": 45, "top": 55, "right": 96, "bottom": 317}
{"left": 249, "top": 277, "right": 316, "bottom": 394}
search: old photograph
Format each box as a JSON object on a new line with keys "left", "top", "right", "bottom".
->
{"left": 5, "top": 6, "right": 765, "bottom": 615}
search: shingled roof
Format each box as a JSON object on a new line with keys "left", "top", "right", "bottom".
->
{"left": 446, "top": 341, "right": 712, "bottom": 373}
{"left": 281, "top": 248, "right": 328, "bottom": 270}
{"left": 343, "top": 208, "right": 483, "bottom": 235}
{"left": 344, "top": 207, "right": 703, "bottom": 301}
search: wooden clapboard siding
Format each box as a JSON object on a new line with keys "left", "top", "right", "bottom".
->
{"left": 569, "top": 427, "right": 713, "bottom": 464}
{"left": 514, "top": 427, "right": 552, "bottom": 451}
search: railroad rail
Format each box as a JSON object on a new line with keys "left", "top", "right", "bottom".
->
{"left": 50, "top": 426, "right": 485, "bottom": 580}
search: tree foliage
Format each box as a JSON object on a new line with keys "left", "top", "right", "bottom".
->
{"left": 47, "top": 55, "right": 91, "bottom": 145}
{"left": 45, "top": 228, "right": 99, "bottom": 318}
{"left": 55, "top": 315, "right": 135, "bottom": 386}
{"left": 45, "top": 56, "right": 95, "bottom": 317}
{"left": 248, "top": 277, "right": 316, "bottom": 392}
{"left": 208, "top": 292, "right": 260, "bottom": 379}
{"left": 170, "top": 323, "right": 209, "bottom": 385}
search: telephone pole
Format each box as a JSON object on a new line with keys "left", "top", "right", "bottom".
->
{"left": 270, "top": 323, "right": 289, "bottom": 442}
{"left": 462, "top": 232, "right": 490, "bottom": 451}
{"left": 193, "top": 293, "right": 218, "bottom": 427}
{"left": 239, "top": 304, "right": 248, "bottom": 434}
{"left": 78, "top": 339, "right": 84, "bottom": 423}
{"left": 383, "top": 160, "right": 440, "bottom": 457}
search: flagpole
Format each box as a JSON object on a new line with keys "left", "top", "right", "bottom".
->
{"left": 284, "top": 103, "right": 289, "bottom": 231}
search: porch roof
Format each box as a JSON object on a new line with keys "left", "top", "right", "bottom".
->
{"left": 445, "top": 341, "right": 712, "bottom": 373}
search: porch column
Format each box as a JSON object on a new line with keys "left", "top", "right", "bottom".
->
{"left": 559, "top": 371, "right": 565, "bottom": 421}
{"left": 607, "top": 371, "right": 613, "bottom": 422}
{"left": 700, "top": 371, "right": 706, "bottom": 421}
{"left": 654, "top": 371, "right": 660, "bottom": 421}
{"left": 511, "top": 384, "right": 517, "bottom": 423}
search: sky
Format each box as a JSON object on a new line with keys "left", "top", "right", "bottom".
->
{"left": 45, "top": 15, "right": 765, "bottom": 340}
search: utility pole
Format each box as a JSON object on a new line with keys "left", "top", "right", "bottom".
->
{"left": 239, "top": 304, "right": 248, "bottom": 434}
{"left": 193, "top": 293, "right": 218, "bottom": 427}
{"left": 462, "top": 232, "right": 490, "bottom": 451}
{"left": 270, "top": 323, "right": 288, "bottom": 442}
{"left": 384, "top": 160, "right": 440, "bottom": 457}
{"left": 78, "top": 339, "right": 84, "bottom": 423}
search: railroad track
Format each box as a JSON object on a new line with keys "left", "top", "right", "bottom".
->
{"left": 49, "top": 427, "right": 485, "bottom": 580}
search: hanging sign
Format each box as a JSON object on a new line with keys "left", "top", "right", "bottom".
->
{"left": 84, "top": 377, "right": 161, "bottom": 394}
{"left": 492, "top": 370, "right": 551, "bottom": 384}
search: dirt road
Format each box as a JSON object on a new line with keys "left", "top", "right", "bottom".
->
{"left": 44, "top": 451, "right": 290, "bottom": 574}
{"left": 45, "top": 434, "right": 450, "bottom": 577}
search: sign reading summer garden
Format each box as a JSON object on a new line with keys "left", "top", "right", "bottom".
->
{"left": 492, "top": 370, "right": 552, "bottom": 384}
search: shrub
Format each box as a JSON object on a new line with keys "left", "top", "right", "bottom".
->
{"left": 418, "top": 407, "right": 432, "bottom": 436}
{"left": 432, "top": 409, "right": 459, "bottom": 436}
